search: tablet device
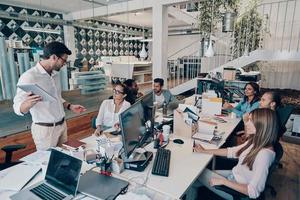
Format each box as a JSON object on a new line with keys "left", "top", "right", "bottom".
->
{"left": 18, "top": 84, "right": 57, "bottom": 102}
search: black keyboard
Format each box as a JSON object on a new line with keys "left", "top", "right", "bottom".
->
{"left": 30, "top": 183, "right": 66, "bottom": 200}
{"left": 152, "top": 148, "right": 171, "bottom": 177}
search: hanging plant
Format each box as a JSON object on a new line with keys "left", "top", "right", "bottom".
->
{"left": 231, "top": 1, "right": 263, "bottom": 58}
{"left": 196, "top": 0, "right": 239, "bottom": 38}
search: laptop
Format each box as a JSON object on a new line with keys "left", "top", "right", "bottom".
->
{"left": 11, "top": 149, "right": 82, "bottom": 200}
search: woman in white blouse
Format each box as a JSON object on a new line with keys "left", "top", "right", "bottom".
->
{"left": 187, "top": 108, "right": 278, "bottom": 200}
{"left": 94, "top": 83, "right": 131, "bottom": 136}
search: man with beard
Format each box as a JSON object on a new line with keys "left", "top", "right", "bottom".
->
{"left": 13, "top": 42, "right": 86, "bottom": 150}
{"left": 153, "top": 78, "right": 177, "bottom": 108}
{"left": 123, "top": 79, "right": 143, "bottom": 104}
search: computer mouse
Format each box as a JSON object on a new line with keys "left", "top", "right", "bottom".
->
{"left": 173, "top": 139, "right": 184, "bottom": 144}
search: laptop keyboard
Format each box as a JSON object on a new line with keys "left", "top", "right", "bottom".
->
{"left": 30, "top": 183, "right": 66, "bottom": 200}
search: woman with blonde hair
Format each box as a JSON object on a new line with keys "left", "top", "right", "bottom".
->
{"left": 186, "top": 108, "right": 279, "bottom": 200}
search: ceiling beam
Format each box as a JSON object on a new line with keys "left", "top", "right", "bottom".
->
{"left": 67, "top": 0, "right": 196, "bottom": 20}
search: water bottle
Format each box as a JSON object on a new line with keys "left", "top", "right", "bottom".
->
{"left": 163, "top": 102, "right": 167, "bottom": 116}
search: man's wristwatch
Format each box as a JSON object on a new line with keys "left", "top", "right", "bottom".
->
{"left": 67, "top": 103, "right": 72, "bottom": 110}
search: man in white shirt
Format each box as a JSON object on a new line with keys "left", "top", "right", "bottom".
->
{"left": 13, "top": 42, "right": 86, "bottom": 150}
{"left": 153, "top": 78, "right": 177, "bottom": 107}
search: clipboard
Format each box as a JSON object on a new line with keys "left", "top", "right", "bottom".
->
{"left": 17, "top": 84, "right": 57, "bottom": 102}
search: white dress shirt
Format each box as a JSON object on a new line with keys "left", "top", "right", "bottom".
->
{"left": 227, "top": 142, "right": 276, "bottom": 198}
{"left": 13, "top": 63, "right": 66, "bottom": 123}
{"left": 95, "top": 99, "right": 131, "bottom": 127}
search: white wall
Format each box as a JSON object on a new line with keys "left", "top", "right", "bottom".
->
{"left": 167, "top": 34, "right": 202, "bottom": 60}
{"left": 258, "top": 0, "right": 300, "bottom": 52}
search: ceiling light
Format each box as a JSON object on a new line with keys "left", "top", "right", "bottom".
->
{"left": 22, "top": 26, "right": 61, "bottom": 35}
{"left": 140, "top": 38, "right": 152, "bottom": 42}
{"left": 139, "top": 43, "right": 147, "bottom": 59}
{"left": 204, "top": 39, "right": 214, "bottom": 57}
{"left": 123, "top": 36, "right": 144, "bottom": 41}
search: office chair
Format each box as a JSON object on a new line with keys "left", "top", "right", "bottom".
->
{"left": 0, "top": 144, "right": 26, "bottom": 170}
{"left": 277, "top": 105, "right": 293, "bottom": 138}
{"left": 213, "top": 142, "right": 284, "bottom": 200}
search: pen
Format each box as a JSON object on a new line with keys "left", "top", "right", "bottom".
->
{"left": 193, "top": 140, "right": 195, "bottom": 152}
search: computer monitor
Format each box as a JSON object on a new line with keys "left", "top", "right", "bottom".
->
{"left": 140, "top": 91, "right": 154, "bottom": 132}
{"left": 119, "top": 101, "right": 147, "bottom": 159}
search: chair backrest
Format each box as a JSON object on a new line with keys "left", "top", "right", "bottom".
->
{"left": 277, "top": 105, "right": 293, "bottom": 128}
{"left": 266, "top": 142, "right": 284, "bottom": 184}
{"left": 91, "top": 116, "right": 97, "bottom": 129}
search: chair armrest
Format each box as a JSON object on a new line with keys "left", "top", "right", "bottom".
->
{"left": 1, "top": 144, "right": 26, "bottom": 153}
{"left": 214, "top": 185, "right": 248, "bottom": 198}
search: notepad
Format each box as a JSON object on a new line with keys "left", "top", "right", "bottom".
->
{"left": 62, "top": 139, "right": 86, "bottom": 150}
{"left": 0, "top": 164, "right": 41, "bottom": 191}
{"left": 192, "top": 132, "right": 214, "bottom": 142}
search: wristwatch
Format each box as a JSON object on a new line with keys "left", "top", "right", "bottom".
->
{"left": 67, "top": 103, "right": 72, "bottom": 110}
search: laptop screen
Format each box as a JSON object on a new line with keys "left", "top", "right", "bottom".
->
{"left": 45, "top": 149, "right": 82, "bottom": 196}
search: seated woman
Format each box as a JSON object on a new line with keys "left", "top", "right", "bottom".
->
{"left": 187, "top": 108, "right": 278, "bottom": 200}
{"left": 94, "top": 83, "right": 131, "bottom": 136}
{"left": 223, "top": 82, "right": 260, "bottom": 118}
{"left": 239, "top": 91, "right": 283, "bottom": 143}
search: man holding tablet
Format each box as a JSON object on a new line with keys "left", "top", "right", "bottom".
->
{"left": 13, "top": 42, "right": 86, "bottom": 150}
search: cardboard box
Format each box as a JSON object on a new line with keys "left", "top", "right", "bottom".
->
{"left": 173, "top": 109, "right": 198, "bottom": 138}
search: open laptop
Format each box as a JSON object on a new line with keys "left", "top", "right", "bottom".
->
{"left": 11, "top": 149, "right": 82, "bottom": 200}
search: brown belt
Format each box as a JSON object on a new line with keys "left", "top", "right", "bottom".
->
{"left": 35, "top": 118, "right": 65, "bottom": 127}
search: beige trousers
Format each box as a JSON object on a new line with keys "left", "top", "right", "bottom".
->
{"left": 31, "top": 121, "right": 67, "bottom": 151}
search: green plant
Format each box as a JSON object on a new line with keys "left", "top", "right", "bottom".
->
{"left": 196, "top": 0, "right": 239, "bottom": 38}
{"left": 231, "top": 1, "right": 263, "bottom": 58}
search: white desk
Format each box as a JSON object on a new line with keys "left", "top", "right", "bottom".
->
{"left": 82, "top": 116, "right": 240, "bottom": 199}
{"left": 0, "top": 116, "right": 240, "bottom": 200}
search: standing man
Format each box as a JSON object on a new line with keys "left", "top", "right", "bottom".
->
{"left": 153, "top": 78, "right": 177, "bottom": 107}
{"left": 13, "top": 42, "right": 86, "bottom": 150}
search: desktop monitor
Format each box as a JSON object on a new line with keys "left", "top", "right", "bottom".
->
{"left": 140, "top": 91, "right": 154, "bottom": 132}
{"left": 197, "top": 78, "right": 224, "bottom": 98}
{"left": 119, "top": 101, "right": 146, "bottom": 159}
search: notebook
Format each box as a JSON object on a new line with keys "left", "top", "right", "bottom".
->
{"left": 0, "top": 163, "right": 41, "bottom": 191}
{"left": 78, "top": 170, "right": 129, "bottom": 200}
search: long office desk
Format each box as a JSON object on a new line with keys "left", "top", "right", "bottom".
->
{"left": 81, "top": 115, "right": 241, "bottom": 199}
{"left": 0, "top": 115, "right": 240, "bottom": 200}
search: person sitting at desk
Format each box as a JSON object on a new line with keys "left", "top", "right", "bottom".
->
{"left": 153, "top": 78, "right": 177, "bottom": 107}
{"left": 123, "top": 79, "right": 143, "bottom": 104}
{"left": 187, "top": 108, "right": 278, "bottom": 200}
{"left": 223, "top": 82, "right": 260, "bottom": 118}
{"left": 94, "top": 83, "right": 131, "bottom": 136}
{"left": 240, "top": 91, "right": 285, "bottom": 142}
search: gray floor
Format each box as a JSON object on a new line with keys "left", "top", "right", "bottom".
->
{"left": 0, "top": 89, "right": 112, "bottom": 137}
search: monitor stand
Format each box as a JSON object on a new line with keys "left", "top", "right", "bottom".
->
{"left": 122, "top": 150, "right": 153, "bottom": 172}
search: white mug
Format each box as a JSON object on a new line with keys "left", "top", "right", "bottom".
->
{"left": 162, "top": 125, "right": 171, "bottom": 142}
{"left": 230, "top": 112, "right": 236, "bottom": 119}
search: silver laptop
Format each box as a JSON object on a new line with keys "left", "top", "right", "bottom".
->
{"left": 11, "top": 149, "right": 82, "bottom": 200}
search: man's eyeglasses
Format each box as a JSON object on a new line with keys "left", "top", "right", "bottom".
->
{"left": 58, "top": 56, "right": 68, "bottom": 63}
{"left": 113, "top": 89, "right": 124, "bottom": 95}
